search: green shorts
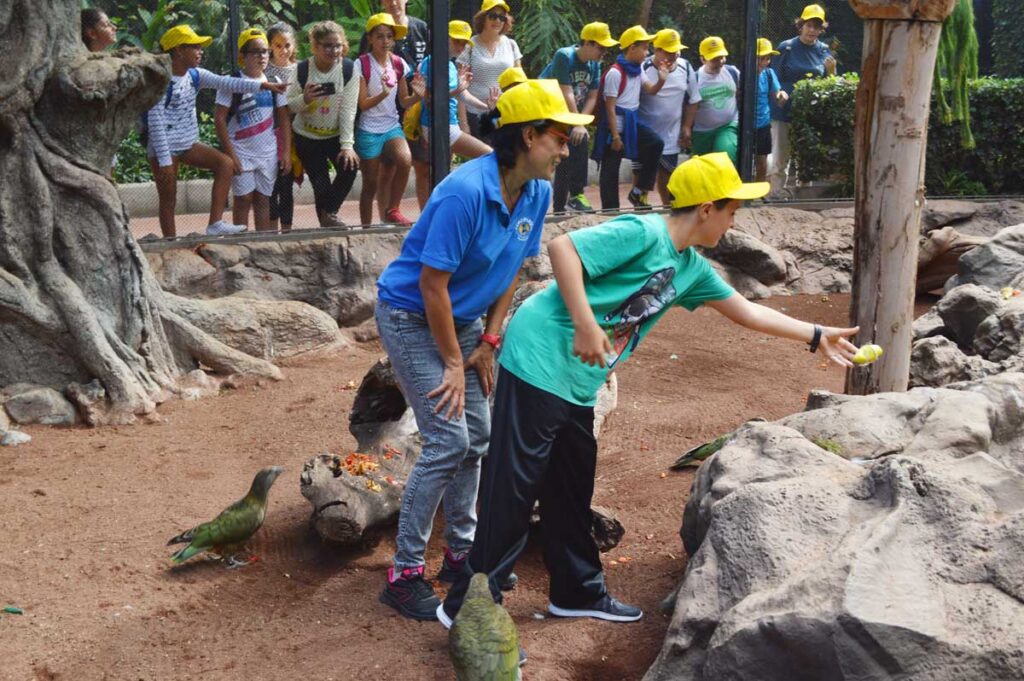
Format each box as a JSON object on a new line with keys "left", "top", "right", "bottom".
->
{"left": 691, "top": 122, "right": 738, "bottom": 166}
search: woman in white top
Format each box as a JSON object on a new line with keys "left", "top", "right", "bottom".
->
{"left": 355, "top": 13, "right": 423, "bottom": 227}
{"left": 455, "top": 0, "right": 522, "bottom": 140}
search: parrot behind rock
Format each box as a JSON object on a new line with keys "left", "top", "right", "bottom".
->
{"left": 449, "top": 573, "right": 521, "bottom": 681}
{"left": 168, "top": 466, "right": 284, "bottom": 567}
{"left": 671, "top": 418, "right": 768, "bottom": 470}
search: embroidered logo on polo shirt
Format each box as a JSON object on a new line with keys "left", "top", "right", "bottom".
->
{"left": 514, "top": 217, "right": 533, "bottom": 241}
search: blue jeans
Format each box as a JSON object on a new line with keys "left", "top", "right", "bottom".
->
{"left": 375, "top": 299, "right": 490, "bottom": 570}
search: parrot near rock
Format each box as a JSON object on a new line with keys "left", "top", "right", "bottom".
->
{"left": 449, "top": 573, "right": 521, "bottom": 681}
{"left": 671, "top": 418, "right": 767, "bottom": 470}
{"left": 168, "top": 466, "right": 284, "bottom": 568}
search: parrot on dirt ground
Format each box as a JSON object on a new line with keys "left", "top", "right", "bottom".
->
{"left": 449, "top": 573, "right": 521, "bottom": 681}
{"left": 671, "top": 418, "right": 767, "bottom": 470}
{"left": 167, "top": 466, "right": 284, "bottom": 568}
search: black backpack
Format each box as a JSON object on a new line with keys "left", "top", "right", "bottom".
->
{"left": 139, "top": 67, "right": 200, "bottom": 148}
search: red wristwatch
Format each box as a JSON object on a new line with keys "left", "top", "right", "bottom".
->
{"left": 480, "top": 333, "right": 501, "bottom": 349}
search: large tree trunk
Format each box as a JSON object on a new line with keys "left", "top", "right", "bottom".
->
{"left": 845, "top": 0, "right": 957, "bottom": 395}
{"left": 0, "top": 0, "right": 279, "bottom": 424}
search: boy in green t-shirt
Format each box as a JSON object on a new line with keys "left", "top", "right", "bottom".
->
{"left": 437, "top": 152, "right": 859, "bottom": 639}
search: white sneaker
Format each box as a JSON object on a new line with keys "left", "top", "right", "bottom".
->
{"left": 206, "top": 220, "right": 247, "bottom": 236}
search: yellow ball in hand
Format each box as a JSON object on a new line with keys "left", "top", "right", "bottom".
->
{"left": 852, "top": 343, "right": 884, "bottom": 365}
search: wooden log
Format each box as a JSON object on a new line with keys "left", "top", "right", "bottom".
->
{"left": 846, "top": 0, "right": 955, "bottom": 394}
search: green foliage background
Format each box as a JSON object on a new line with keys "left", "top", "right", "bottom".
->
{"left": 991, "top": 0, "right": 1024, "bottom": 77}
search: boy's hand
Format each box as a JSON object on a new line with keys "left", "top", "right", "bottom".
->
{"left": 679, "top": 125, "right": 692, "bottom": 150}
{"left": 610, "top": 135, "right": 623, "bottom": 152}
{"left": 428, "top": 361, "right": 466, "bottom": 420}
{"left": 410, "top": 72, "right": 426, "bottom": 99}
{"left": 261, "top": 81, "right": 288, "bottom": 94}
{"left": 818, "top": 326, "right": 859, "bottom": 368}
{"left": 279, "top": 156, "right": 292, "bottom": 175}
{"left": 824, "top": 55, "right": 837, "bottom": 76}
{"left": 230, "top": 154, "right": 243, "bottom": 176}
{"left": 336, "top": 148, "right": 359, "bottom": 170}
{"left": 775, "top": 90, "right": 789, "bottom": 105}
{"left": 573, "top": 321, "right": 612, "bottom": 368}
{"left": 464, "top": 343, "right": 496, "bottom": 396}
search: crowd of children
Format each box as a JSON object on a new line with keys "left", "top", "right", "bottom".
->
{"left": 90, "top": 3, "right": 837, "bottom": 233}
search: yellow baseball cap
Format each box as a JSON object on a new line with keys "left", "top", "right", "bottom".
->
{"left": 667, "top": 153, "right": 769, "bottom": 208}
{"left": 480, "top": 0, "right": 511, "bottom": 14}
{"left": 237, "top": 28, "right": 267, "bottom": 63}
{"left": 653, "top": 29, "right": 686, "bottom": 54}
{"left": 497, "top": 79, "right": 594, "bottom": 128}
{"left": 449, "top": 20, "right": 472, "bottom": 42}
{"left": 699, "top": 36, "right": 728, "bottom": 60}
{"left": 800, "top": 4, "right": 827, "bottom": 22}
{"left": 619, "top": 26, "right": 656, "bottom": 49}
{"left": 159, "top": 25, "right": 213, "bottom": 52}
{"left": 756, "top": 38, "right": 780, "bottom": 57}
{"left": 498, "top": 66, "right": 527, "bottom": 91}
{"left": 366, "top": 13, "right": 408, "bottom": 41}
{"left": 580, "top": 22, "right": 618, "bottom": 48}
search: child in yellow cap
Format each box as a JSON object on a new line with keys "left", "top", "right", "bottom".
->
{"left": 539, "top": 21, "right": 618, "bottom": 213}
{"left": 692, "top": 36, "right": 741, "bottom": 167}
{"left": 146, "top": 25, "right": 288, "bottom": 237}
{"left": 213, "top": 28, "right": 293, "bottom": 232}
{"left": 439, "top": 152, "right": 858, "bottom": 646}
{"left": 754, "top": 38, "right": 787, "bottom": 183}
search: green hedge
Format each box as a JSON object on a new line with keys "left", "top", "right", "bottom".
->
{"left": 790, "top": 75, "right": 1024, "bottom": 195}
{"left": 113, "top": 111, "right": 218, "bottom": 184}
{"left": 992, "top": 0, "right": 1024, "bottom": 78}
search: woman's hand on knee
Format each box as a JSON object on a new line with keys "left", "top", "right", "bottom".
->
{"left": 464, "top": 344, "right": 495, "bottom": 396}
{"left": 428, "top": 362, "right": 466, "bottom": 421}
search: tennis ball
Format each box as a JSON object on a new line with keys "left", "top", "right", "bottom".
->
{"left": 852, "top": 343, "right": 884, "bottom": 365}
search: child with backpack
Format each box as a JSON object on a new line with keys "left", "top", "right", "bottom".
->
{"left": 592, "top": 26, "right": 668, "bottom": 211}
{"left": 637, "top": 28, "right": 702, "bottom": 205}
{"left": 213, "top": 29, "right": 292, "bottom": 232}
{"left": 692, "top": 36, "right": 741, "bottom": 166}
{"left": 541, "top": 21, "right": 618, "bottom": 214}
{"left": 265, "top": 22, "right": 300, "bottom": 232}
{"left": 146, "top": 25, "right": 287, "bottom": 237}
{"left": 438, "top": 152, "right": 859, "bottom": 651}
{"left": 286, "top": 21, "right": 360, "bottom": 229}
{"left": 355, "top": 13, "right": 424, "bottom": 227}
{"left": 754, "top": 38, "right": 788, "bottom": 183}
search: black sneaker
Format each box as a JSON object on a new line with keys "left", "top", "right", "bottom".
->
{"left": 547, "top": 594, "right": 643, "bottom": 622}
{"left": 437, "top": 548, "right": 517, "bottom": 591}
{"left": 627, "top": 188, "right": 652, "bottom": 210}
{"left": 379, "top": 566, "right": 440, "bottom": 621}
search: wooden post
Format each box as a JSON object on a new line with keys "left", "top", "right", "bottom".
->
{"left": 845, "top": 0, "right": 957, "bottom": 395}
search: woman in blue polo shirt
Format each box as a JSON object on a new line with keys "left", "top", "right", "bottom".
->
{"left": 375, "top": 80, "right": 593, "bottom": 621}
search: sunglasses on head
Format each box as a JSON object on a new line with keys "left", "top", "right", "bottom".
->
{"left": 486, "top": 12, "right": 508, "bottom": 22}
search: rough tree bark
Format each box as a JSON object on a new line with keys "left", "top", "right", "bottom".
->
{"left": 845, "top": 0, "right": 957, "bottom": 395}
{"left": 0, "top": 0, "right": 279, "bottom": 424}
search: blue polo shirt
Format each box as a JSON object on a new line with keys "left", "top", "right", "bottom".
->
{"left": 376, "top": 153, "right": 550, "bottom": 324}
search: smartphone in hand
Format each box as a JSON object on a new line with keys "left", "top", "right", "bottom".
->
{"left": 318, "top": 82, "right": 336, "bottom": 96}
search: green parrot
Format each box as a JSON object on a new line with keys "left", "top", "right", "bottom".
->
{"left": 168, "top": 466, "right": 284, "bottom": 568}
{"left": 449, "top": 573, "right": 521, "bottom": 681}
{"left": 671, "top": 418, "right": 767, "bottom": 470}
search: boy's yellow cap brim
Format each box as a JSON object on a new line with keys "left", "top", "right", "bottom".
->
{"left": 699, "top": 37, "right": 729, "bottom": 60}
{"left": 653, "top": 29, "right": 686, "bottom": 53}
{"left": 238, "top": 28, "right": 268, "bottom": 53}
{"left": 497, "top": 66, "right": 528, "bottom": 91}
{"left": 366, "top": 13, "right": 408, "bottom": 41}
{"left": 580, "top": 22, "right": 618, "bottom": 48}
{"left": 449, "top": 20, "right": 473, "bottom": 41}
{"left": 756, "top": 38, "right": 780, "bottom": 56}
{"left": 160, "top": 25, "right": 213, "bottom": 51}
{"left": 668, "top": 152, "right": 769, "bottom": 208}
{"left": 801, "top": 4, "right": 827, "bottom": 22}
{"left": 619, "top": 26, "right": 656, "bottom": 49}
{"left": 497, "top": 79, "right": 593, "bottom": 128}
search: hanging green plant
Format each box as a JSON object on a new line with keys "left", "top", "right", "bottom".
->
{"left": 933, "top": 0, "right": 979, "bottom": 149}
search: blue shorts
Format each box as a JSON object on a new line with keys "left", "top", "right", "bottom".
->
{"left": 355, "top": 126, "right": 405, "bottom": 160}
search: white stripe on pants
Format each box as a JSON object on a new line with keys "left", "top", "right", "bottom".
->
{"left": 770, "top": 120, "right": 792, "bottom": 193}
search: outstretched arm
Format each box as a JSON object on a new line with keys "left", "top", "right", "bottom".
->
{"left": 549, "top": 235, "right": 612, "bottom": 367}
{"left": 706, "top": 293, "right": 859, "bottom": 367}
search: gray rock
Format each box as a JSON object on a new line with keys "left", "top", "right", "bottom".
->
{"left": 935, "top": 284, "right": 1004, "bottom": 347}
{"left": 921, "top": 198, "right": 979, "bottom": 232}
{"left": 912, "top": 307, "right": 947, "bottom": 341}
{"left": 947, "top": 224, "right": 1024, "bottom": 291}
{"left": 910, "top": 336, "right": 999, "bottom": 388}
{"left": 0, "top": 403, "right": 9, "bottom": 431}
{"left": 974, "top": 299, "right": 1024, "bottom": 363}
{"left": 4, "top": 387, "right": 78, "bottom": 426}
{"left": 1, "top": 430, "right": 32, "bottom": 446}
{"left": 648, "top": 373, "right": 1024, "bottom": 681}
{"left": 705, "top": 230, "right": 788, "bottom": 285}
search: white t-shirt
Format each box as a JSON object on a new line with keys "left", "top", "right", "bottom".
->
{"left": 602, "top": 66, "right": 643, "bottom": 133}
{"left": 358, "top": 54, "right": 410, "bottom": 133}
{"left": 456, "top": 35, "right": 522, "bottom": 114}
{"left": 215, "top": 74, "right": 285, "bottom": 169}
{"left": 694, "top": 65, "right": 739, "bottom": 132}
{"left": 639, "top": 60, "right": 702, "bottom": 155}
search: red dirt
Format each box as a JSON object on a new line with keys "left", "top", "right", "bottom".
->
{"left": 2, "top": 294, "right": 860, "bottom": 680}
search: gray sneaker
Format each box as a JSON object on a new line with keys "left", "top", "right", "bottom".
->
{"left": 319, "top": 212, "right": 348, "bottom": 228}
{"left": 206, "top": 220, "right": 247, "bottom": 236}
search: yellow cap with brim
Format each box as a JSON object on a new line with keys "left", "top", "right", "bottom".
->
{"left": 699, "top": 36, "right": 728, "bottom": 61}
{"left": 497, "top": 79, "right": 594, "bottom": 128}
{"left": 238, "top": 28, "right": 268, "bottom": 63}
{"left": 801, "top": 4, "right": 827, "bottom": 22}
{"left": 668, "top": 153, "right": 769, "bottom": 208}
{"left": 756, "top": 38, "right": 780, "bottom": 57}
{"left": 653, "top": 29, "right": 686, "bottom": 54}
{"left": 449, "top": 20, "right": 473, "bottom": 42}
{"left": 580, "top": 22, "right": 618, "bottom": 48}
{"left": 498, "top": 66, "right": 528, "bottom": 91}
{"left": 480, "top": 0, "right": 511, "bottom": 14}
{"left": 160, "top": 25, "right": 213, "bottom": 52}
{"left": 366, "top": 13, "right": 408, "bottom": 41}
{"left": 619, "top": 25, "right": 656, "bottom": 49}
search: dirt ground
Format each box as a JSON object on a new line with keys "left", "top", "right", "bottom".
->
{"left": 2, "top": 293, "right": 863, "bottom": 681}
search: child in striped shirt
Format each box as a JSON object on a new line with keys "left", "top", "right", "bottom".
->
{"left": 146, "top": 25, "right": 287, "bottom": 237}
